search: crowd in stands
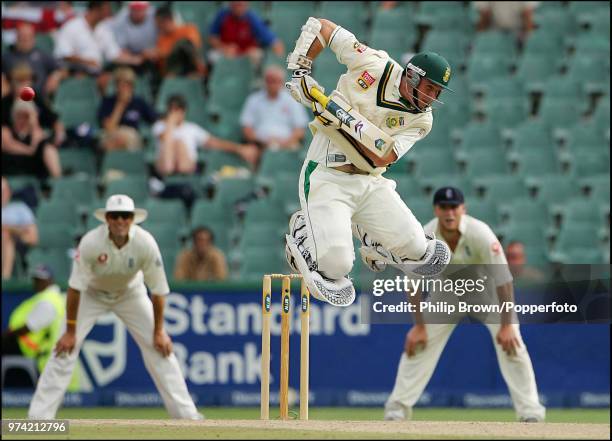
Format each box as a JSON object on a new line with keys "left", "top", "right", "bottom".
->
{"left": 1, "top": 1, "right": 609, "bottom": 283}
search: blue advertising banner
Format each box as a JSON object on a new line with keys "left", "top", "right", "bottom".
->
{"left": 2, "top": 289, "right": 610, "bottom": 408}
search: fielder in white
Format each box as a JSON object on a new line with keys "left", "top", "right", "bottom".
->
{"left": 28, "top": 194, "right": 202, "bottom": 420}
{"left": 383, "top": 187, "right": 546, "bottom": 422}
{"left": 284, "top": 17, "right": 452, "bottom": 306}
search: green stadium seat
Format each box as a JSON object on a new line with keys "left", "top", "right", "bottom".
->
{"left": 499, "top": 199, "right": 549, "bottom": 226}
{"left": 534, "top": 8, "right": 577, "bottom": 35}
{"left": 515, "top": 53, "right": 559, "bottom": 93}
{"left": 36, "top": 199, "right": 78, "bottom": 227}
{"left": 368, "top": 29, "right": 415, "bottom": 59}
{"left": 418, "top": 174, "right": 474, "bottom": 199}
{"left": 155, "top": 77, "right": 205, "bottom": 114}
{"left": 471, "top": 31, "right": 517, "bottom": 58}
{"left": 591, "top": 100, "right": 609, "bottom": 131}
{"left": 144, "top": 223, "right": 182, "bottom": 250}
{"left": 258, "top": 150, "right": 302, "bottom": 177}
{"left": 174, "top": 1, "right": 217, "bottom": 35}
{"left": 393, "top": 175, "right": 423, "bottom": 202}
{"left": 499, "top": 223, "right": 548, "bottom": 250}
{"left": 6, "top": 175, "right": 41, "bottom": 197}
{"left": 101, "top": 150, "right": 147, "bottom": 175}
{"left": 191, "top": 198, "right": 230, "bottom": 225}
{"left": 413, "top": 151, "right": 459, "bottom": 177}
{"left": 580, "top": 175, "right": 610, "bottom": 203}
{"left": 571, "top": 35, "right": 610, "bottom": 57}
{"left": 538, "top": 97, "right": 582, "bottom": 129}
{"left": 214, "top": 177, "right": 256, "bottom": 209}
{"left": 523, "top": 246, "right": 551, "bottom": 266}
{"left": 268, "top": 174, "right": 300, "bottom": 208}
{"left": 103, "top": 176, "right": 149, "bottom": 205}
{"left": 243, "top": 198, "right": 286, "bottom": 226}
{"left": 421, "top": 31, "right": 468, "bottom": 68}
{"left": 564, "top": 121, "right": 608, "bottom": 154}
{"left": 58, "top": 148, "right": 97, "bottom": 176}
{"left": 457, "top": 122, "right": 502, "bottom": 151}
{"left": 550, "top": 224, "right": 603, "bottom": 264}
{"left": 370, "top": 6, "right": 415, "bottom": 32}
{"left": 142, "top": 198, "right": 187, "bottom": 227}
{"left": 482, "top": 100, "right": 529, "bottom": 129}
{"left": 463, "top": 151, "right": 510, "bottom": 177}
{"left": 523, "top": 29, "right": 565, "bottom": 58}
{"left": 54, "top": 77, "right": 99, "bottom": 128}
{"left": 319, "top": 1, "right": 369, "bottom": 36}
{"left": 240, "top": 247, "right": 289, "bottom": 280}
{"left": 586, "top": 13, "right": 611, "bottom": 37}
{"left": 471, "top": 76, "right": 525, "bottom": 100}
{"left": 570, "top": 151, "right": 610, "bottom": 176}
{"left": 513, "top": 150, "right": 562, "bottom": 176}
{"left": 472, "top": 175, "right": 529, "bottom": 201}
{"left": 268, "top": 3, "right": 315, "bottom": 49}
{"left": 404, "top": 198, "right": 434, "bottom": 224}
{"left": 508, "top": 120, "right": 555, "bottom": 153}
{"left": 239, "top": 224, "right": 286, "bottom": 250}
{"left": 561, "top": 199, "right": 607, "bottom": 227}
{"left": 49, "top": 175, "right": 97, "bottom": 213}
{"left": 27, "top": 248, "right": 73, "bottom": 282}
{"left": 565, "top": 55, "right": 609, "bottom": 94}
{"left": 528, "top": 175, "right": 580, "bottom": 204}
{"left": 204, "top": 110, "right": 243, "bottom": 142}
{"left": 465, "top": 199, "right": 501, "bottom": 226}
{"left": 38, "top": 224, "right": 76, "bottom": 250}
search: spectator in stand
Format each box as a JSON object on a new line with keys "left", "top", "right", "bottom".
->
{"left": 2, "top": 22, "right": 66, "bottom": 97}
{"left": 240, "top": 65, "right": 308, "bottom": 157}
{"left": 2, "top": 63, "right": 66, "bottom": 148}
{"left": 111, "top": 1, "right": 159, "bottom": 74}
{"left": 474, "top": 1, "right": 538, "bottom": 46}
{"left": 208, "top": 1, "right": 284, "bottom": 65}
{"left": 505, "top": 241, "right": 547, "bottom": 282}
{"left": 152, "top": 94, "right": 259, "bottom": 177}
{"left": 98, "top": 67, "right": 157, "bottom": 151}
{"left": 152, "top": 4, "right": 207, "bottom": 78}
{"left": 2, "top": 177, "right": 39, "bottom": 280}
{"left": 174, "top": 226, "right": 228, "bottom": 281}
{"left": 1, "top": 99, "right": 62, "bottom": 179}
{"left": 54, "top": 1, "right": 143, "bottom": 76}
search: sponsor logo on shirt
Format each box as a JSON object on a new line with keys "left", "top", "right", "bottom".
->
{"left": 357, "top": 70, "right": 376, "bottom": 90}
{"left": 385, "top": 116, "right": 405, "bottom": 128}
{"left": 353, "top": 41, "right": 367, "bottom": 53}
{"left": 98, "top": 253, "right": 108, "bottom": 264}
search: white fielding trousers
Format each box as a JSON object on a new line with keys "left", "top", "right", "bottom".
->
{"left": 298, "top": 161, "right": 427, "bottom": 280}
{"left": 28, "top": 288, "right": 200, "bottom": 419}
{"left": 385, "top": 322, "right": 546, "bottom": 420}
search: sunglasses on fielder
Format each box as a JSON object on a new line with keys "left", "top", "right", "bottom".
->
{"left": 107, "top": 212, "right": 134, "bottom": 220}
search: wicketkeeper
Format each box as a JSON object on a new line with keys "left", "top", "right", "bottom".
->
{"left": 284, "top": 17, "right": 453, "bottom": 306}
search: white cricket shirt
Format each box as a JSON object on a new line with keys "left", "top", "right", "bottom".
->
{"left": 69, "top": 224, "right": 170, "bottom": 299}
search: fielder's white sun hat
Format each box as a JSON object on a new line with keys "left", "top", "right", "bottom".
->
{"left": 94, "top": 194, "right": 148, "bottom": 224}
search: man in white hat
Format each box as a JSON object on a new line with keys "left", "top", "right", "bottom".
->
{"left": 28, "top": 194, "right": 202, "bottom": 420}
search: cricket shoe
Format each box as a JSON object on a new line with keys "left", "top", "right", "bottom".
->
{"left": 401, "top": 233, "right": 451, "bottom": 277}
{"left": 285, "top": 212, "right": 355, "bottom": 307}
{"left": 383, "top": 402, "right": 412, "bottom": 421}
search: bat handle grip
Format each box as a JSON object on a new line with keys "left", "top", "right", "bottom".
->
{"left": 309, "top": 87, "right": 329, "bottom": 107}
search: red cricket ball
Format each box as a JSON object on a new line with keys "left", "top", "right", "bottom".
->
{"left": 20, "top": 86, "right": 35, "bottom": 101}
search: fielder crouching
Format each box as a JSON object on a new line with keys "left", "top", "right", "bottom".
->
{"left": 28, "top": 195, "right": 202, "bottom": 420}
{"left": 283, "top": 17, "right": 452, "bottom": 307}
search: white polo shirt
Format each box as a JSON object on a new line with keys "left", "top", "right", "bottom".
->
{"left": 424, "top": 214, "right": 513, "bottom": 287}
{"left": 69, "top": 224, "right": 170, "bottom": 300}
{"left": 55, "top": 15, "right": 121, "bottom": 65}
{"left": 152, "top": 120, "right": 211, "bottom": 162}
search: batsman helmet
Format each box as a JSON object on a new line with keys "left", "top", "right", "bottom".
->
{"left": 405, "top": 52, "right": 453, "bottom": 92}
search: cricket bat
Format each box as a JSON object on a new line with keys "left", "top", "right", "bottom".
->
{"left": 309, "top": 88, "right": 395, "bottom": 159}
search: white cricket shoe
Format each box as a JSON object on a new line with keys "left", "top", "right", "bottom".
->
{"left": 383, "top": 402, "right": 412, "bottom": 421}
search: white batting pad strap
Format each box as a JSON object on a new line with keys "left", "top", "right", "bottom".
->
{"left": 287, "top": 16, "right": 322, "bottom": 70}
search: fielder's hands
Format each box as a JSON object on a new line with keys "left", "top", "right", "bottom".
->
{"left": 285, "top": 69, "right": 324, "bottom": 107}
{"left": 405, "top": 324, "right": 427, "bottom": 357}
{"left": 153, "top": 329, "right": 173, "bottom": 357}
{"left": 496, "top": 324, "right": 521, "bottom": 357}
{"left": 55, "top": 331, "right": 76, "bottom": 357}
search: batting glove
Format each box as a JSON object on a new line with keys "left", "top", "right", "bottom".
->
{"left": 285, "top": 69, "right": 324, "bottom": 107}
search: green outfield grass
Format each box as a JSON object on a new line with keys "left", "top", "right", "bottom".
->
{"left": 2, "top": 408, "right": 609, "bottom": 440}
{"left": 2, "top": 406, "right": 609, "bottom": 422}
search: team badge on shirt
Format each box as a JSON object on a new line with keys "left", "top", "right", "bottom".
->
{"left": 353, "top": 41, "right": 367, "bottom": 53}
{"left": 385, "top": 116, "right": 405, "bottom": 128}
{"left": 98, "top": 253, "right": 108, "bottom": 264}
{"left": 357, "top": 70, "right": 376, "bottom": 89}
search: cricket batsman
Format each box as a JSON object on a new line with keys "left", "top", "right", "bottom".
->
{"left": 284, "top": 17, "right": 452, "bottom": 307}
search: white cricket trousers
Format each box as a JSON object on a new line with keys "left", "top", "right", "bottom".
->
{"left": 298, "top": 161, "right": 427, "bottom": 279}
{"left": 28, "top": 288, "right": 200, "bottom": 419}
{"left": 385, "top": 323, "right": 546, "bottom": 420}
